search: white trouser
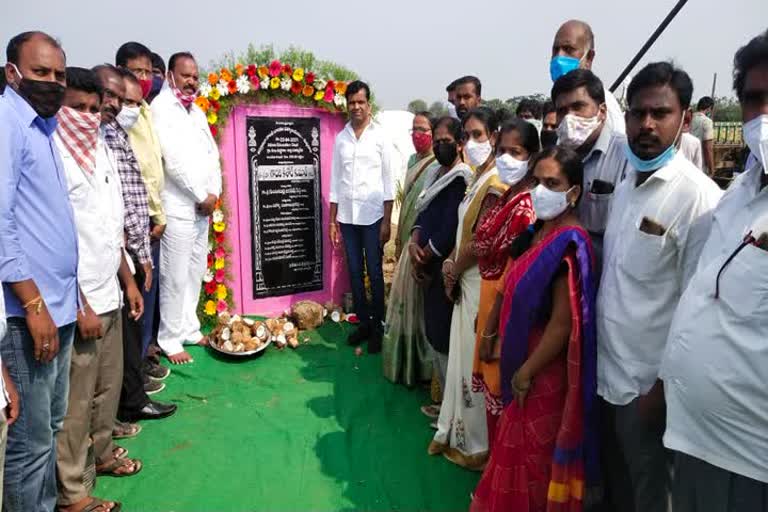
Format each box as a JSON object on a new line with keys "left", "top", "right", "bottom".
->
{"left": 158, "top": 215, "right": 209, "bottom": 355}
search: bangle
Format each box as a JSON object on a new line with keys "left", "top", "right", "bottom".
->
{"left": 481, "top": 331, "right": 497, "bottom": 339}
{"left": 22, "top": 296, "right": 44, "bottom": 315}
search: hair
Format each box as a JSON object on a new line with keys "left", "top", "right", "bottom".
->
{"left": 151, "top": 52, "right": 166, "bottom": 74}
{"left": 413, "top": 111, "right": 435, "bottom": 128}
{"left": 453, "top": 75, "right": 482, "bottom": 97}
{"left": 0, "top": 72, "right": 5, "bottom": 94}
{"left": 542, "top": 100, "right": 556, "bottom": 117}
{"left": 515, "top": 98, "right": 542, "bottom": 119}
{"left": 6, "top": 31, "right": 64, "bottom": 65}
{"left": 446, "top": 79, "right": 459, "bottom": 93}
{"left": 64, "top": 66, "right": 102, "bottom": 96}
{"left": 92, "top": 63, "right": 121, "bottom": 79}
{"left": 118, "top": 66, "right": 140, "bottom": 87}
{"left": 168, "top": 51, "right": 195, "bottom": 72}
{"left": 462, "top": 106, "right": 504, "bottom": 137}
{"left": 509, "top": 145, "right": 584, "bottom": 259}
{"left": 551, "top": 68, "right": 605, "bottom": 105}
{"left": 345, "top": 80, "right": 370, "bottom": 101}
{"left": 696, "top": 96, "right": 714, "bottom": 110}
{"left": 498, "top": 119, "right": 541, "bottom": 155}
{"left": 627, "top": 61, "right": 693, "bottom": 110}
{"left": 733, "top": 30, "right": 768, "bottom": 101}
{"left": 115, "top": 41, "right": 152, "bottom": 67}
{"left": 433, "top": 116, "right": 463, "bottom": 142}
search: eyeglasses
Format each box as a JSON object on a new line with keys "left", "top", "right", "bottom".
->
{"left": 715, "top": 231, "right": 755, "bottom": 299}
{"left": 409, "top": 127, "right": 431, "bottom": 135}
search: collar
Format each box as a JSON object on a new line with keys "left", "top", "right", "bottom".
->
{"left": 345, "top": 119, "right": 374, "bottom": 138}
{"left": 646, "top": 150, "right": 685, "bottom": 183}
{"left": 4, "top": 86, "right": 57, "bottom": 134}
{"left": 583, "top": 123, "right": 612, "bottom": 162}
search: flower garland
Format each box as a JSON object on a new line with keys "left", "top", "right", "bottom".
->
{"left": 195, "top": 59, "right": 349, "bottom": 331}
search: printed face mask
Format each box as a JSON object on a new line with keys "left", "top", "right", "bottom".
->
{"left": 412, "top": 131, "right": 433, "bottom": 154}
{"left": 557, "top": 113, "right": 602, "bottom": 149}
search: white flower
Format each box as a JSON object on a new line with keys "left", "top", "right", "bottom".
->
{"left": 199, "top": 83, "right": 213, "bottom": 98}
{"left": 216, "top": 81, "right": 229, "bottom": 97}
{"left": 260, "top": 77, "right": 270, "bottom": 90}
{"left": 203, "top": 269, "right": 214, "bottom": 283}
{"left": 212, "top": 209, "right": 224, "bottom": 223}
{"left": 314, "top": 78, "right": 327, "bottom": 91}
{"left": 280, "top": 77, "right": 292, "bottom": 91}
{"left": 236, "top": 75, "right": 251, "bottom": 94}
{"left": 208, "top": 241, "right": 213, "bottom": 252}
{"left": 334, "top": 94, "right": 346, "bottom": 108}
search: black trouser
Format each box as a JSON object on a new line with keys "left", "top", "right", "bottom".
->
{"left": 118, "top": 267, "right": 150, "bottom": 418}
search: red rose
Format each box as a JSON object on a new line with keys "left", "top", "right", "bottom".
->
{"left": 281, "top": 64, "right": 292, "bottom": 76}
{"left": 305, "top": 72, "right": 315, "bottom": 85}
{"left": 290, "top": 81, "right": 302, "bottom": 95}
{"left": 247, "top": 64, "right": 257, "bottom": 77}
{"left": 215, "top": 232, "right": 225, "bottom": 244}
{"left": 326, "top": 80, "right": 336, "bottom": 91}
{"left": 205, "top": 281, "right": 217, "bottom": 294}
{"left": 210, "top": 125, "right": 218, "bottom": 137}
{"left": 269, "top": 60, "right": 282, "bottom": 77}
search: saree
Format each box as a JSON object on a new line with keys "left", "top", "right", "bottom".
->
{"left": 382, "top": 156, "right": 439, "bottom": 386}
{"left": 471, "top": 190, "right": 535, "bottom": 452}
{"left": 471, "top": 226, "right": 598, "bottom": 512}
{"left": 430, "top": 168, "right": 504, "bottom": 469}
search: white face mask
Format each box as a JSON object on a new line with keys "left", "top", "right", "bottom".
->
{"left": 531, "top": 183, "right": 573, "bottom": 221}
{"left": 744, "top": 114, "right": 768, "bottom": 174}
{"left": 447, "top": 103, "right": 459, "bottom": 120}
{"left": 116, "top": 105, "right": 141, "bottom": 131}
{"left": 465, "top": 138, "right": 493, "bottom": 167}
{"left": 557, "top": 113, "right": 602, "bottom": 149}
{"left": 495, "top": 154, "right": 529, "bottom": 186}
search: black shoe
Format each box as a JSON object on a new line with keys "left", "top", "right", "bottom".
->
{"left": 367, "top": 329, "right": 382, "bottom": 354}
{"left": 143, "top": 359, "right": 170, "bottom": 381}
{"left": 122, "top": 400, "right": 177, "bottom": 422}
{"left": 347, "top": 325, "right": 370, "bottom": 346}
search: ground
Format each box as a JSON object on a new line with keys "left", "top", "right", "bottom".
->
{"left": 98, "top": 321, "right": 479, "bottom": 511}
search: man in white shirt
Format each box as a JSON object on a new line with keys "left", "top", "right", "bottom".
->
{"left": 550, "top": 19, "right": 625, "bottom": 134}
{"left": 597, "top": 62, "right": 722, "bottom": 512}
{"left": 551, "top": 69, "right": 629, "bottom": 263}
{"left": 0, "top": 284, "right": 20, "bottom": 512}
{"left": 690, "top": 96, "right": 716, "bottom": 174}
{"left": 152, "top": 52, "right": 221, "bottom": 365}
{"left": 329, "top": 81, "right": 395, "bottom": 354}
{"left": 680, "top": 130, "right": 704, "bottom": 171}
{"left": 661, "top": 30, "right": 768, "bottom": 512}
{"left": 53, "top": 67, "right": 145, "bottom": 511}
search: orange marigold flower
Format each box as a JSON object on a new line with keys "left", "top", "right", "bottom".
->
{"left": 220, "top": 68, "right": 233, "bottom": 82}
{"left": 257, "top": 65, "right": 269, "bottom": 79}
{"left": 235, "top": 63, "right": 245, "bottom": 76}
{"left": 227, "top": 80, "right": 237, "bottom": 95}
{"left": 302, "top": 85, "right": 314, "bottom": 97}
{"left": 207, "top": 72, "right": 219, "bottom": 85}
{"left": 194, "top": 97, "right": 210, "bottom": 112}
{"left": 335, "top": 81, "right": 347, "bottom": 95}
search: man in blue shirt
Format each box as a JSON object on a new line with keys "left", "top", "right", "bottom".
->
{"left": 0, "top": 32, "right": 82, "bottom": 512}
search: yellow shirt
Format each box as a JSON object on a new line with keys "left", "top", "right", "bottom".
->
{"left": 128, "top": 102, "right": 166, "bottom": 226}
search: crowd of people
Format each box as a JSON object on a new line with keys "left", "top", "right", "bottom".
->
{"left": 0, "top": 33, "right": 220, "bottom": 511}
{"left": 331, "top": 20, "right": 768, "bottom": 512}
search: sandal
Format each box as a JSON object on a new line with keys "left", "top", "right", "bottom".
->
{"left": 112, "top": 421, "right": 141, "bottom": 439}
{"left": 96, "top": 457, "right": 143, "bottom": 478}
{"left": 58, "top": 497, "right": 122, "bottom": 512}
{"left": 112, "top": 446, "right": 128, "bottom": 459}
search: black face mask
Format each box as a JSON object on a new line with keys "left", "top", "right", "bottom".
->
{"left": 433, "top": 141, "right": 458, "bottom": 167}
{"left": 15, "top": 77, "right": 65, "bottom": 119}
{"left": 540, "top": 130, "right": 559, "bottom": 150}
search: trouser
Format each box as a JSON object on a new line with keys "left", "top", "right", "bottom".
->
{"left": 119, "top": 271, "right": 150, "bottom": 418}
{"left": 672, "top": 451, "right": 768, "bottom": 512}
{"left": 428, "top": 344, "right": 449, "bottom": 395}
{"left": 141, "top": 238, "right": 161, "bottom": 358}
{"left": 158, "top": 215, "right": 208, "bottom": 356}
{"left": 56, "top": 310, "right": 123, "bottom": 506}
{"left": 602, "top": 397, "right": 671, "bottom": 512}
{"left": 1, "top": 320, "right": 75, "bottom": 512}
{"left": 339, "top": 219, "right": 385, "bottom": 332}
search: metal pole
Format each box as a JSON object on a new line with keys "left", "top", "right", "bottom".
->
{"left": 710, "top": 73, "right": 718, "bottom": 122}
{"left": 609, "top": 0, "right": 690, "bottom": 92}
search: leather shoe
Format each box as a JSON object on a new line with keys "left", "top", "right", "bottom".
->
{"left": 122, "top": 400, "right": 177, "bottom": 422}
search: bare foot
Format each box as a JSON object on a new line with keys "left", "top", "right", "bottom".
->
{"left": 196, "top": 336, "right": 209, "bottom": 347}
{"left": 167, "top": 351, "right": 193, "bottom": 365}
{"left": 59, "top": 496, "right": 118, "bottom": 512}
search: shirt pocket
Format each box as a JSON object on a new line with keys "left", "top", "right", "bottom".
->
{"left": 582, "top": 191, "right": 613, "bottom": 232}
{"left": 620, "top": 226, "right": 671, "bottom": 282}
{"left": 717, "top": 243, "right": 768, "bottom": 316}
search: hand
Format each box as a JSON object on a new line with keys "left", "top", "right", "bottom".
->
{"left": 329, "top": 222, "right": 341, "bottom": 249}
{"left": 4, "top": 373, "right": 19, "bottom": 427}
{"left": 638, "top": 380, "right": 666, "bottom": 430}
{"left": 379, "top": 222, "right": 391, "bottom": 247}
{"left": 26, "top": 303, "right": 59, "bottom": 363}
{"left": 125, "top": 281, "right": 145, "bottom": 320}
{"left": 196, "top": 194, "right": 217, "bottom": 216}
{"left": 409, "top": 242, "right": 425, "bottom": 265}
{"left": 479, "top": 334, "right": 498, "bottom": 362}
{"left": 142, "top": 262, "right": 153, "bottom": 292}
{"left": 150, "top": 224, "right": 166, "bottom": 242}
{"left": 442, "top": 260, "right": 457, "bottom": 288}
{"left": 77, "top": 305, "right": 103, "bottom": 341}
{"left": 512, "top": 367, "right": 532, "bottom": 408}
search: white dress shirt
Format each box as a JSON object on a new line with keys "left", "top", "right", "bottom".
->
{"left": 604, "top": 86, "right": 626, "bottom": 135}
{"left": 661, "top": 160, "right": 768, "bottom": 483}
{"left": 151, "top": 87, "right": 222, "bottom": 220}
{"left": 55, "top": 133, "right": 125, "bottom": 316}
{"left": 680, "top": 132, "right": 704, "bottom": 172}
{"left": 597, "top": 151, "right": 722, "bottom": 406}
{"left": 329, "top": 120, "right": 395, "bottom": 226}
{"left": 0, "top": 283, "right": 7, "bottom": 412}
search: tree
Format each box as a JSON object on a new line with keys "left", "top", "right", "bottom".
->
{"left": 428, "top": 101, "right": 448, "bottom": 118}
{"left": 407, "top": 99, "right": 428, "bottom": 113}
{"left": 713, "top": 97, "right": 741, "bottom": 122}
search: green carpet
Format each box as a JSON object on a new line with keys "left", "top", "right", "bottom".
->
{"left": 99, "top": 322, "right": 479, "bottom": 511}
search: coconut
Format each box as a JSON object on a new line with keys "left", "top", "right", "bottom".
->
{"left": 290, "top": 300, "right": 324, "bottom": 330}
{"left": 222, "top": 340, "right": 235, "bottom": 352}
{"left": 221, "top": 327, "right": 231, "bottom": 341}
{"left": 244, "top": 317, "right": 255, "bottom": 326}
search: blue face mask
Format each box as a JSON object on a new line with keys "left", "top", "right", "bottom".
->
{"left": 625, "top": 114, "right": 685, "bottom": 172}
{"left": 550, "top": 55, "right": 581, "bottom": 82}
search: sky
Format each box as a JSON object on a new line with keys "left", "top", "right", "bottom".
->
{"left": 2, "top": 0, "right": 766, "bottom": 109}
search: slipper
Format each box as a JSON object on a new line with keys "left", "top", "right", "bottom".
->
{"left": 96, "top": 457, "right": 143, "bottom": 478}
{"left": 420, "top": 404, "right": 440, "bottom": 418}
{"left": 112, "top": 421, "right": 141, "bottom": 440}
{"left": 82, "top": 497, "right": 122, "bottom": 512}
{"left": 112, "top": 446, "right": 129, "bottom": 459}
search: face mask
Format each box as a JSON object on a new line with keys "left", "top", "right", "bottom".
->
{"left": 626, "top": 113, "right": 685, "bottom": 172}
{"left": 557, "top": 113, "right": 602, "bottom": 149}
{"left": 447, "top": 103, "right": 459, "bottom": 120}
{"left": 540, "top": 130, "right": 559, "bottom": 149}
{"left": 139, "top": 78, "right": 152, "bottom": 99}
{"left": 412, "top": 131, "right": 433, "bottom": 154}
{"left": 150, "top": 75, "right": 164, "bottom": 98}
{"left": 744, "top": 114, "right": 768, "bottom": 173}
{"left": 465, "top": 138, "right": 493, "bottom": 167}
{"left": 434, "top": 141, "right": 458, "bottom": 167}
{"left": 9, "top": 63, "right": 65, "bottom": 119}
{"left": 169, "top": 73, "right": 196, "bottom": 108}
{"left": 550, "top": 55, "right": 582, "bottom": 82}
{"left": 55, "top": 106, "right": 101, "bottom": 175}
{"left": 495, "top": 154, "right": 529, "bottom": 186}
{"left": 531, "top": 183, "right": 574, "bottom": 221}
{"left": 116, "top": 105, "right": 141, "bottom": 131}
